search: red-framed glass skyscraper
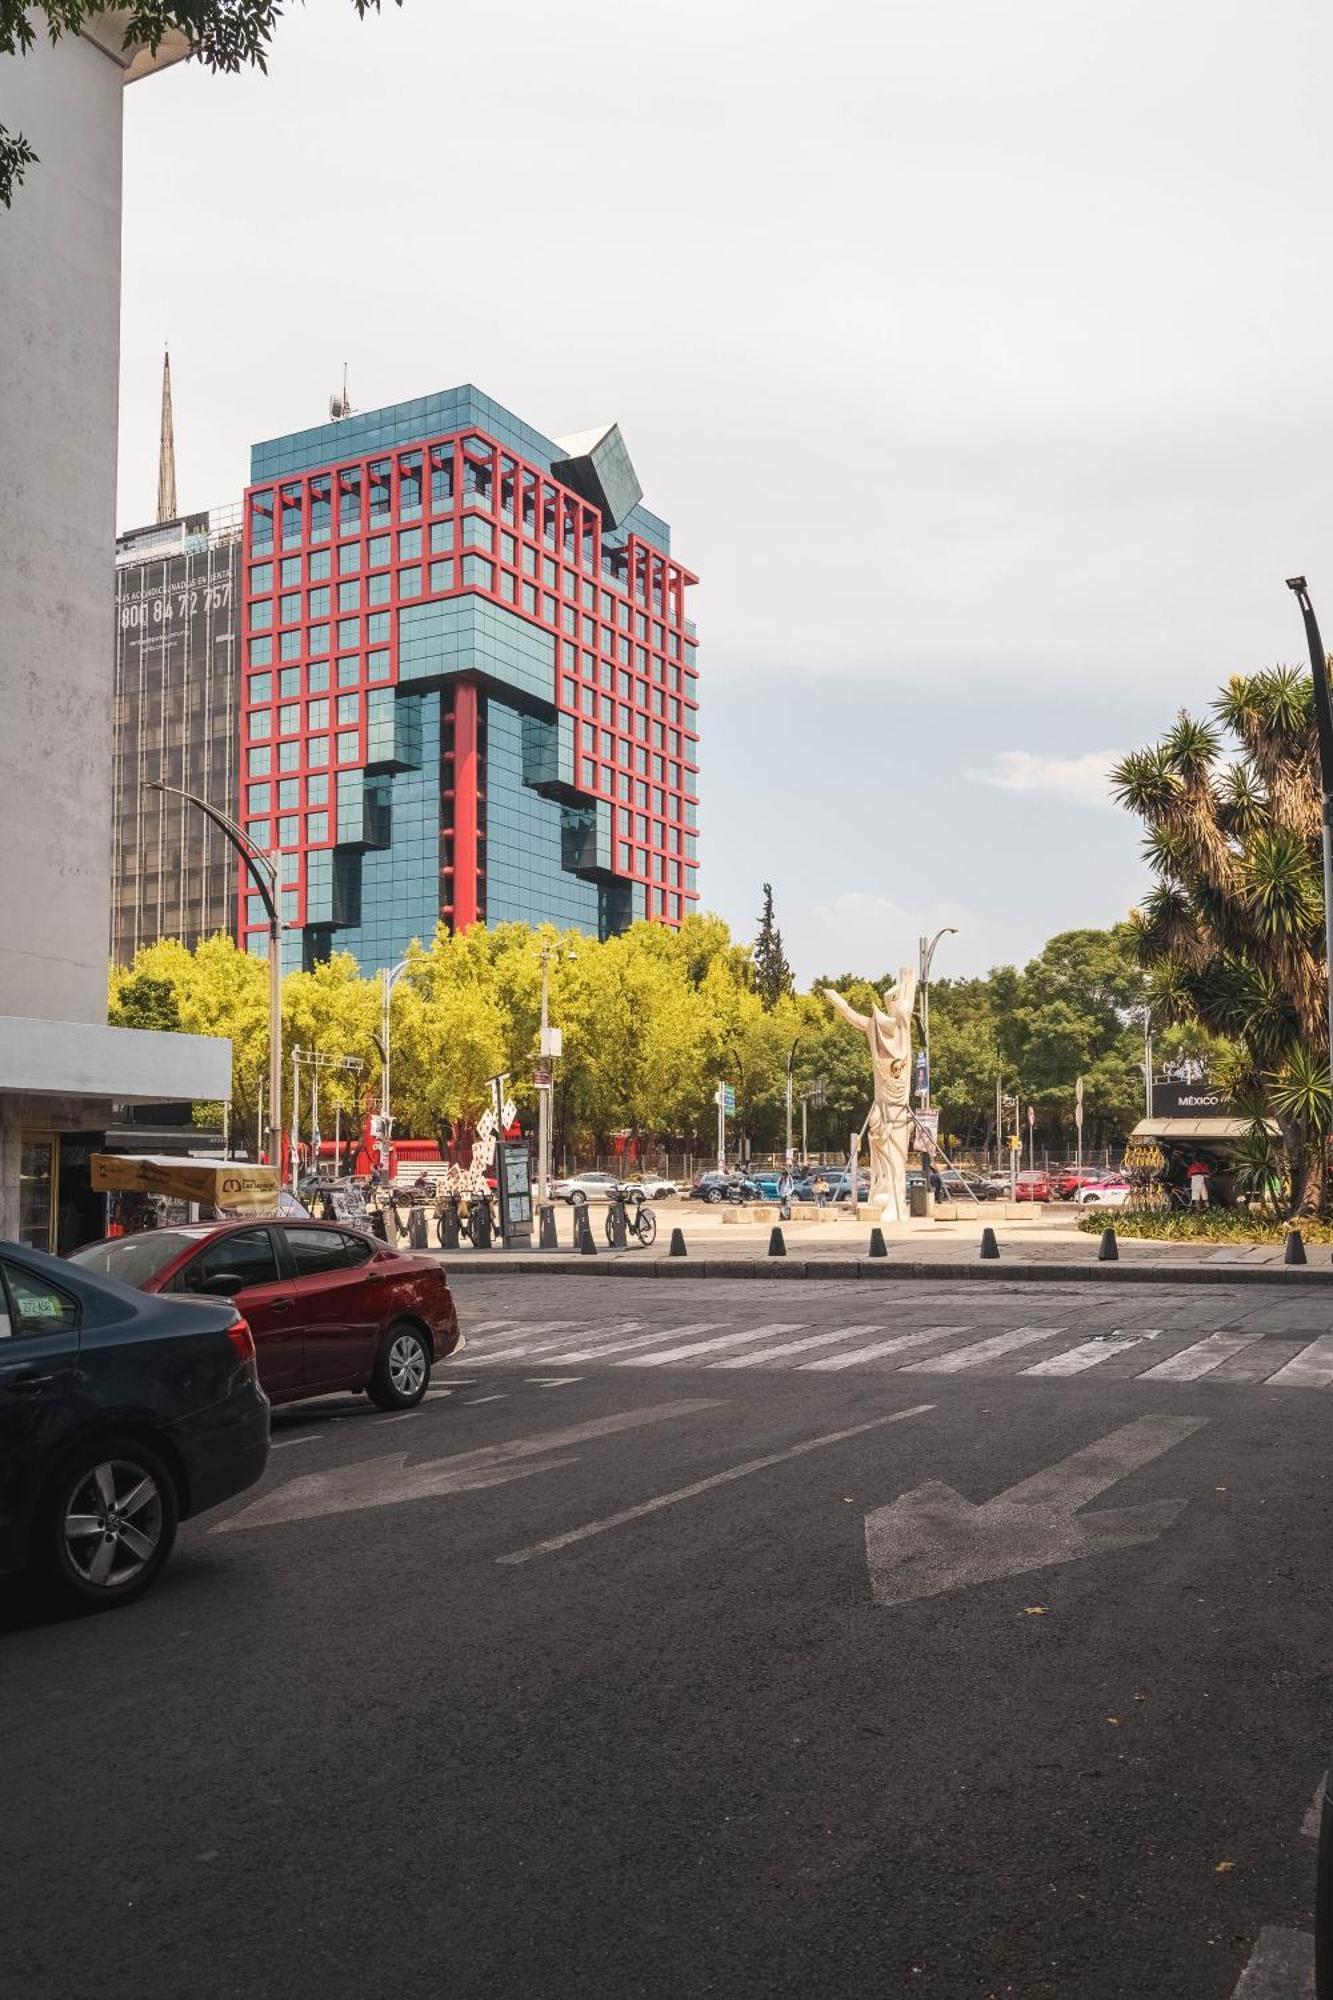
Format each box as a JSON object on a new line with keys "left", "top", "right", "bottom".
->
{"left": 238, "top": 387, "right": 699, "bottom": 971}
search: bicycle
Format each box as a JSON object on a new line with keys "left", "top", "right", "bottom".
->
{"left": 605, "top": 1192, "right": 657, "bottom": 1248}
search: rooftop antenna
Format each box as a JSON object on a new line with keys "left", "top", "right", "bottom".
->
{"left": 156, "top": 345, "right": 178, "bottom": 523}
{"left": 329, "top": 362, "right": 353, "bottom": 422}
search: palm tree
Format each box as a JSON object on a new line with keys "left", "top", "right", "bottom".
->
{"left": 1113, "top": 669, "right": 1330, "bottom": 1214}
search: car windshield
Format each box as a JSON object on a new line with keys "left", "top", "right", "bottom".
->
{"left": 67, "top": 1229, "right": 201, "bottom": 1288}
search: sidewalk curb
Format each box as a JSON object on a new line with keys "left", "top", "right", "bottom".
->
{"left": 441, "top": 1252, "right": 1333, "bottom": 1286}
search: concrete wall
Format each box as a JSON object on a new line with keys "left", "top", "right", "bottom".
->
{"left": 0, "top": 32, "right": 125, "bottom": 1025}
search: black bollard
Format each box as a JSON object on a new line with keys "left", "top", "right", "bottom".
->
{"left": 578, "top": 1204, "right": 597, "bottom": 1255}
{"left": 980, "top": 1226, "right": 1000, "bottom": 1260}
{"left": 768, "top": 1226, "right": 786, "bottom": 1258}
{"left": 1098, "top": 1227, "right": 1119, "bottom": 1262}
{"left": 607, "top": 1199, "right": 627, "bottom": 1250}
{"left": 868, "top": 1227, "right": 888, "bottom": 1258}
{"left": 1286, "top": 1227, "right": 1307, "bottom": 1266}
{"left": 471, "top": 1197, "right": 493, "bottom": 1251}
{"left": 439, "top": 1200, "right": 460, "bottom": 1251}
{"left": 408, "top": 1205, "right": 430, "bottom": 1250}
{"left": 539, "top": 1203, "right": 558, "bottom": 1250}
{"left": 669, "top": 1226, "right": 687, "bottom": 1257}
{"left": 367, "top": 1206, "right": 388, "bottom": 1243}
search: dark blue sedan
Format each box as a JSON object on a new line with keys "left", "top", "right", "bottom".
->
{"left": 0, "top": 1239, "right": 269, "bottom": 1612}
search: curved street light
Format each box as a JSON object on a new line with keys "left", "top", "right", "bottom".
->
{"left": 146, "top": 779, "right": 283, "bottom": 1168}
{"left": 917, "top": 926, "right": 959, "bottom": 1112}
{"left": 1285, "top": 577, "right": 1333, "bottom": 1108}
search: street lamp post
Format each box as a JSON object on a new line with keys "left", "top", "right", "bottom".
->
{"left": 536, "top": 942, "right": 573, "bottom": 1206}
{"left": 377, "top": 958, "right": 410, "bottom": 1173}
{"left": 147, "top": 780, "right": 283, "bottom": 1171}
{"left": 785, "top": 1038, "right": 801, "bottom": 1164}
{"left": 917, "top": 927, "right": 959, "bottom": 1112}
{"left": 1286, "top": 577, "right": 1333, "bottom": 1110}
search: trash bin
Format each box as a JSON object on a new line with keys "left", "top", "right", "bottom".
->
{"left": 909, "top": 1181, "right": 930, "bottom": 1219}
{"left": 408, "top": 1205, "right": 430, "bottom": 1250}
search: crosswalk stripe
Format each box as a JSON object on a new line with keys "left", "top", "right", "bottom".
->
{"left": 902, "top": 1325, "right": 1063, "bottom": 1375}
{"left": 540, "top": 1323, "right": 726, "bottom": 1363}
{"left": 477, "top": 1322, "right": 631, "bottom": 1362}
{"left": 465, "top": 1319, "right": 520, "bottom": 1336}
{"left": 1021, "top": 1329, "right": 1161, "bottom": 1378}
{"left": 800, "top": 1327, "right": 972, "bottom": 1372}
{"left": 624, "top": 1323, "right": 804, "bottom": 1366}
{"left": 1264, "top": 1337, "right": 1333, "bottom": 1389}
{"left": 711, "top": 1325, "right": 883, "bottom": 1369}
{"left": 1139, "top": 1331, "right": 1265, "bottom": 1382}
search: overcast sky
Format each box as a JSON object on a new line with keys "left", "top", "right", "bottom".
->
{"left": 116, "top": 0, "right": 1333, "bottom": 985}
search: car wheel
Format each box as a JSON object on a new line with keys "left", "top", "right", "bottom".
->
{"left": 39, "top": 1436, "right": 179, "bottom": 1613}
{"left": 571, "top": 1191, "right": 588, "bottom": 1207}
{"left": 369, "top": 1322, "right": 432, "bottom": 1410}
{"left": 706, "top": 1187, "right": 723, "bottom": 1204}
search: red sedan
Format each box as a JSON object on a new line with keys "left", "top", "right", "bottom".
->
{"left": 68, "top": 1219, "right": 463, "bottom": 1411}
{"left": 1013, "top": 1170, "right": 1052, "bottom": 1202}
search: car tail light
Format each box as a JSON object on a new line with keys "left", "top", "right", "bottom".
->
{"left": 227, "top": 1315, "right": 257, "bottom": 1366}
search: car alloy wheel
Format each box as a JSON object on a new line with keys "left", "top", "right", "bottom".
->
{"left": 369, "top": 1322, "right": 432, "bottom": 1410}
{"left": 61, "top": 1457, "right": 166, "bottom": 1593}
{"left": 389, "top": 1332, "right": 428, "bottom": 1398}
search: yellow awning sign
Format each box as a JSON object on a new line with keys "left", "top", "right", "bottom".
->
{"left": 90, "top": 1155, "right": 280, "bottom": 1214}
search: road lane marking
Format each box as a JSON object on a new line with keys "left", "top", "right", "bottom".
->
{"left": 711, "top": 1325, "right": 882, "bottom": 1368}
{"left": 478, "top": 1322, "right": 632, "bottom": 1362}
{"left": 270, "top": 1434, "right": 321, "bottom": 1450}
{"left": 1227, "top": 1927, "right": 1314, "bottom": 1996}
{"left": 1265, "top": 1338, "right": 1333, "bottom": 1388}
{"left": 526, "top": 1377, "right": 583, "bottom": 1387}
{"left": 623, "top": 1323, "right": 803, "bottom": 1366}
{"left": 371, "top": 1411, "right": 422, "bottom": 1425}
{"left": 218, "top": 1400, "right": 724, "bottom": 1530}
{"left": 801, "top": 1327, "right": 971, "bottom": 1372}
{"left": 540, "top": 1323, "right": 725, "bottom": 1363}
{"left": 902, "top": 1326, "right": 1064, "bottom": 1375}
{"left": 1138, "top": 1331, "right": 1265, "bottom": 1381}
{"left": 464, "top": 1319, "right": 521, "bottom": 1336}
{"left": 497, "top": 1405, "right": 936, "bottom": 1566}
{"left": 463, "top": 1394, "right": 508, "bottom": 1404}
{"left": 1021, "top": 1330, "right": 1161, "bottom": 1377}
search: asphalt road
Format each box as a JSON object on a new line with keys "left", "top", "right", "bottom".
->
{"left": 5, "top": 1276, "right": 1333, "bottom": 2000}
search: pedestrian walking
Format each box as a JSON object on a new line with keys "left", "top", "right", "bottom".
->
{"left": 813, "top": 1172, "right": 829, "bottom": 1209}
{"left": 1186, "top": 1157, "right": 1211, "bottom": 1206}
{"left": 777, "top": 1165, "right": 793, "bottom": 1221}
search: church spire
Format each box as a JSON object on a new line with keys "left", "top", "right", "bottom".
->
{"left": 156, "top": 346, "right": 177, "bottom": 523}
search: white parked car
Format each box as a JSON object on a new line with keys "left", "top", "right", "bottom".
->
{"left": 621, "top": 1175, "right": 679, "bottom": 1201}
{"left": 1074, "top": 1177, "right": 1134, "bottom": 1207}
{"left": 549, "top": 1170, "right": 623, "bottom": 1205}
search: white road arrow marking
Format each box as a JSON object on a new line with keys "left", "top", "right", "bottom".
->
{"left": 215, "top": 1400, "right": 722, "bottom": 1532}
{"left": 864, "top": 1413, "right": 1208, "bottom": 1607}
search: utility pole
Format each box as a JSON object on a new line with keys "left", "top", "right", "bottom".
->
{"left": 785, "top": 1038, "right": 801, "bottom": 1164}
{"left": 535, "top": 941, "right": 571, "bottom": 1207}
{"left": 289, "top": 1050, "right": 299, "bottom": 1191}
{"left": 378, "top": 959, "right": 409, "bottom": 1176}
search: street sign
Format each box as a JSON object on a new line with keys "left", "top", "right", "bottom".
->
{"left": 533, "top": 1067, "right": 552, "bottom": 1089}
{"left": 1075, "top": 1074, "right": 1084, "bottom": 1106}
{"left": 1027, "top": 1105, "right": 1035, "bottom": 1128}
{"left": 719, "top": 1084, "right": 735, "bottom": 1114}
{"left": 1008, "top": 1134, "right": 1021, "bottom": 1151}
{"left": 1074, "top": 1104, "right": 1084, "bottom": 1129}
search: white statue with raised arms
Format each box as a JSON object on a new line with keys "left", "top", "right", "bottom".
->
{"left": 823, "top": 965, "right": 918, "bottom": 1223}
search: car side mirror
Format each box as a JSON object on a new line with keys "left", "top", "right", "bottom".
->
{"left": 198, "top": 1271, "right": 246, "bottom": 1298}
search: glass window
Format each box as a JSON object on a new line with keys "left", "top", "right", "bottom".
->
{"left": 247, "top": 745, "right": 271, "bottom": 776}
{"left": 2, "top": 1259, "right": 78, "bottom": 1335}
{"left": 250, "top": 562, "right": 273, "bottom": 594}
{"left": 399, "top": 566, "right": 421, "bottom": 598}
{"left": 247, "top": 818, "right": 271, "bottom": 848}
{"left": 249, "top": 598, "right": 273, "bottom": 631}
{"left": 278, "top": 740, "right": 299, "bottom": 772}
{"left": 338, "top": 579, "right": 360, "bottom": 611}
{"left": 281, "top": 1226, "right": 371, "bottom": 1276}
{"left": 430, "top": 519, "right": 454, "bottom": 552}
{"left": 277, "top": 814, "right": 299, "bottom": 847}
{"left": 308, "top": 586, "right": 330, "bottom": 618}
{"left": 430, "top": 559, "right": 454, "bottom": 592}
{"left": 279, "top": 630, "right": 301, "bottom": 661}
{"left": 338, "top": 656, "right": 360, "bottom": 688}
{"left": 368, "top": 649, "right": 391, "bottom": 682}
{"left": 367, "top": 571, "right": 390, "bottom": 606}
{"left": 249, "top": 709, "right": 272, "bottom": 739}
{"left": 338, "top": 541, "right": 360, "bottom": 574}
{"left": 281, "top": 557, "right": 302, "bottom": 587}
{"left": 307, "top": 698, "right": 329, "bottom": 731}
{"left": 179, "top": 1229, "right": 280, "bottom": 1295}
{"left": 309, "top": 548, "right": 331, "bottom": 582}
{"left": 398, "top": 527, "right": 422, "bottom": 560}
{"left": 306, "top": 811, "right": 329, "bottom": 843}
{"left": 307, "top": 773, "right": 329, "bottom": 805}
{"left": 248, "top": 635, "right": 272, "bottom": 666}
{"left": 368, "top": 534, "right": 390, "bottom": 567}
{"left": 278, "top": 591, "right": 300, "bottom": 624}
{"left": 307, "top": 661, "right": 329, "bottom": 693}
{"left": 337, "top": 731, "right": 359, "bottom": 763}
{"left": 278, "top": 779, "right": 300, "bottom": 809}
{"left": 278, "top": 703, "right": 300, "bottom": 735}
{"left": 308, "top": 624, "right": 329, "bottom": 656}
{"left": 248, "top": 672, "right": 272, "bottom": 705}
{"left": 247, "top": 783, "right": 271, "bottom": 814}
{"left": 367, "top": 612, "right": 390, "bottom": 643}
{"left": 279, "top": 668, "right": 301, "bottom": 698}
{"left": 307, "top": 736, "right": 329, "bottom": 766}
{"left": 336, "top": 693, "right": 359, "bottom": 725}
{"left": 337, "top": 618, "right": 360, "bottom": 647}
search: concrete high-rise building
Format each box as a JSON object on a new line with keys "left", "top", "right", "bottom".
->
{"left": 0, "top": 18, "right": 229, "bottom": 1249}
{"left": 239, "top": 387, "right": 700, "bottom": 972}
{"left": 112, "top": 507, "right": 242, "bottom": 962}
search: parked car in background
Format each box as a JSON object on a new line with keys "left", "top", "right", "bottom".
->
{"left": 1051, "top": 1167, "right": 1107, "bottom": 1200}
{"left": 687, "top": 1172, "right": 763, "bottom": 1204}
{"left": 549, "top": 1171, "right": 624, "bottom": 1205}
{"left": 1074, "top": 1176, "right": 1134, "bottom": 1207}
{"left": 748, "top": 1170, "right": 783, "bottom": 1199}
{"left": 68, "top": 1219, "right": 462, "bottom": 1413}
{"left": 1013, "top": 1170, "right": 1052, "bottom": 1202}
{"left": 1, "top": 1238, "right": 268, "bottom": 1611}
{"left": 935, "top": 1169, "right": 1000, "bottom": 1202}
{"left": 620, "top": 1175, "right": 680, "bottom": 1201}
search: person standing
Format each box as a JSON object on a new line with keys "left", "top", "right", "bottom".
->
{"left": 1186, "top": 1157, "right": 1210, "bottom": 1206}
{"left": 777, "top": 1165, "right": 793, "bottom": 1221}
{"left": 813, "top": 1171, "right": 830, "bottom": 1209}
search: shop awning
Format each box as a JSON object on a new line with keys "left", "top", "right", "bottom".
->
{"left": 1130, "top": 1117, "right": 1279, "bottom": 1145}
{"left": 90, "top": 1155, "right": 280, "bottom": 1213}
